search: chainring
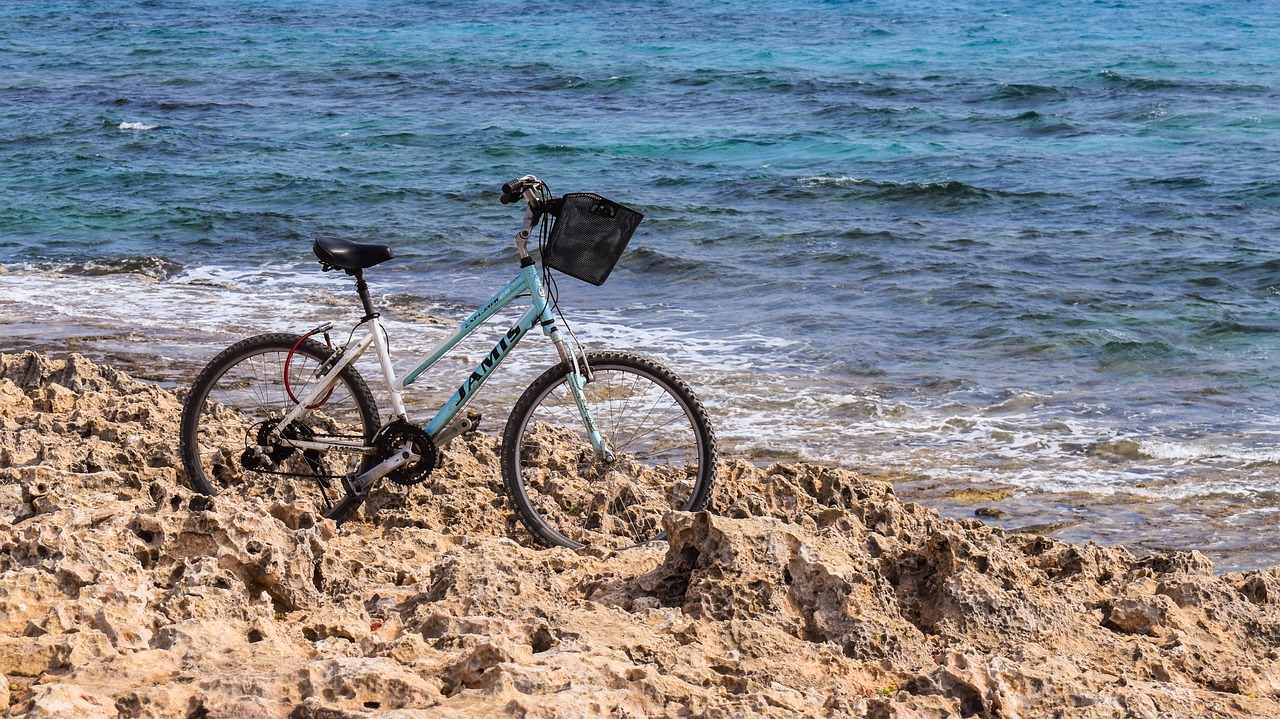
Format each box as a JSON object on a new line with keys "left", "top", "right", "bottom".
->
{"left": 373, "top": 420, "right": 439, "bottom": 486}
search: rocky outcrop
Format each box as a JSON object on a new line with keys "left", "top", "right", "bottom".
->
{"left": 2, "top": 351, "right": 1280, "bottom": 717}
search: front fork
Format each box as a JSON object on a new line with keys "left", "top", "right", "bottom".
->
{"left": 548, "top": 325, "right": 615, "bottom": 463}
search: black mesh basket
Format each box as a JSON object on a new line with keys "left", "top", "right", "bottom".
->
{"left": 542, "top": 193, "right": 643, "bottom": 286}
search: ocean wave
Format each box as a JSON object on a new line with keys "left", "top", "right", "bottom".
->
{"left": 1193, "top": 319, "right": 1279, "bottom": 338}
{"left": 793, "top": 176, "right": 1055, "bottom": 203}
{"left": 986, "top": 83, "right": 1067, "bottom": 102}
{"left": 1095, "top": 69, "right": 1271, "bottom": 95}
{"left": 1095, "top": 338, "right": 1181, "bottom": 365}
{"left": 1004, "top": 110, "right": 1080, "bottom": 137}
{"left": 1127, "top": 176, "right": 1211, "bottom": 189}
{"left": 1096, "top": 70, "right": 1182, "bottom": 91}
{"left": 1139, "top": 439, "right": 1280, "bottom": 470}
{"left": 117, "top": 121, "right": 157, "bottom": 131}
{"left": 31, "top": 256, "right": 184, "bottom": 281}
{"left": 1223, "top": 180, "right": 1280, "bottom": 201}
{"left": 620, "top": 247, "right": 715, "bottom": 282}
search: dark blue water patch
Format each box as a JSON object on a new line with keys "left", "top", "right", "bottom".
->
{"left": 1193, "top": 319, "right": 1280, "bottom": 340}
{"left": 766, "top": 176, "right": 1062, "bottom": 210}
{"left": 984, "top": 83, "right": 1068, "bottom": 103}
{"left": 1127, "top": 176, "right": 1212, "bottom": 190}
{"left": 615, "top": 247, "right": 717, "bottom": 284}
{"left": 1096, "top": 69, "right": 1273, "bottom": 96}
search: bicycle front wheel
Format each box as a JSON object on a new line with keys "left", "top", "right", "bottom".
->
{"left": 501, "top": 350, "right": 717, "bottom": 550}
{"left": 179, "top": 333, "right": 381, "bottom": 524}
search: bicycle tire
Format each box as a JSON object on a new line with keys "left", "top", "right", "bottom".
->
{"left": 179, "top": 333, "right": 381, "bottom": 524}
{"left": 501, "top": 350, "right": 717, "bottom": 550}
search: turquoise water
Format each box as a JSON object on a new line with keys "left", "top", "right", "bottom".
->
{"left": 3, "top": 1, "right": 1280, "bottom": 569}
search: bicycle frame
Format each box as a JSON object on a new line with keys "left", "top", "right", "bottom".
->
{"left": 274, "top": 262, "right": 610, "bottom": 470}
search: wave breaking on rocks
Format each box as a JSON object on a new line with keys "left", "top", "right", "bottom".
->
{"left": 2, "top": 351, "right": 1280, "bottom": 718}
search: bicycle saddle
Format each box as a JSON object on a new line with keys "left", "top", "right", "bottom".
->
{"left": 313, "top": 236, "right": 394, "bottom": 271}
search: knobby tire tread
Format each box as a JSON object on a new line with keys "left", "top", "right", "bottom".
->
{"left": 178, "top": 333, "right": 380, "bottom": 524}
{"left": 500, "top": 350, "right": 718, "bottom": 549}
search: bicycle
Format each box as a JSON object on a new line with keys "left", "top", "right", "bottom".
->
{"left": 178, "top": 176, "right": 717, "bottom": 550}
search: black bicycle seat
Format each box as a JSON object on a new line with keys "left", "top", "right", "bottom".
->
{"left": 313, "top": 236, "right": 394, "bottom": 271}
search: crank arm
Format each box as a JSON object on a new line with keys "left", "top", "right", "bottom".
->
{"left": 345, "top": 441, "right": 420, "bottom": 494}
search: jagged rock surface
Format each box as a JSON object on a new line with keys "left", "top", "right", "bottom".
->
{"left": 2, "top": 351, "right": 1280, "bottom": 718}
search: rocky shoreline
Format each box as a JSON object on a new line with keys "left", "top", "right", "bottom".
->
{"left": 2, "top": 351, "right": 1280, "bottom": 718}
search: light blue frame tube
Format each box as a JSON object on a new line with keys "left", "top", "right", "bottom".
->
{"left": 401, "top": 265, "right": 540, "bottom": 388}
{"left": 397, "top": 265, "right": 607, "bottom": 455}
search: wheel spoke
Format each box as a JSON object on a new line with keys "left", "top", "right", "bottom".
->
{"left": 503, "top": 352, "right": 716, "bottom": 551}
{"left": 180, "top": 334, "right": 380, "bottom": 524}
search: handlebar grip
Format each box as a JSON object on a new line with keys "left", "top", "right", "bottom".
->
{"left": 502, "top": 177, "right": 529, "bottom": 195}
{"left": 500, "top": 190, "right": 523, "bottom": 205}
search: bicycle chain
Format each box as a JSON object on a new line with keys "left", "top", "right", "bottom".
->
{"left": 241, "top": 420, "right": 370, "bottom": 482}
{"left": 241, "top": 422, "right": 439, "bottom": 488}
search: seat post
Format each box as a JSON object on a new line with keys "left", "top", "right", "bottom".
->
{"left": 349, "top": 269, "right": 378, "bottom": 320}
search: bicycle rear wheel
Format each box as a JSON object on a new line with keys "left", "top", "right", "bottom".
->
{"left": 179, "top": 333, "right": 380, "bottom": 524}
{"left": 501, "top": 350, "right": 717, "bottom": 550}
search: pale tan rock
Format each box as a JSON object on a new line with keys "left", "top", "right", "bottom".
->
{"left": 36, "top": 383, "right": 76, "bottom": 413}
{"left": 866, "top": 692, "right": 963, "bottom": 719}
{"left": 17, "top": 683, "right": 115, "bottom": 719}
{"left": 1107, "top": 594, "right": 1183, "bottom": 635}
{"left": 0, "top": 568, "right": 64, "bottom": 634}
{"left": 0, "top": 379, "right": 32, "bottom": 420}
{"left": 3, "top": 350, "right": 1280, "bottom": 718}
{"left": 303, "top": 656, "right": 443, "bottom": 709}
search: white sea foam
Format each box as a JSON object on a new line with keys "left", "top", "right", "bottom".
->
{"left": 798, "top": 176, "right": 869, "bottom": 187}
{"left": 1140, "top": 438, "right": 1280, "bottom": 466}
{"left": 118, "top": 121, "right": 157, "bottom": 131}
{"left": 7, "top": 264, "right": 1280, "bottom": 505}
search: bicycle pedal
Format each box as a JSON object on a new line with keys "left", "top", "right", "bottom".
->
{"left": 340, "top": 472, "right": 368, "bottom": 498}
{"left": 464, "top": 412, "right": 481, "bottom": 433}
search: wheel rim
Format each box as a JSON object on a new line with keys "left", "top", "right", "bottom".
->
{"left": 190, "top": 347, "right": 372, "bottom": 516}
{"left": 514, "top": 364, "right": 706, "bottom": 550}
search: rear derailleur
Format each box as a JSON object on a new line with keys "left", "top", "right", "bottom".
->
{"left": 242, "top": 419, "right": 326, "bottom": 480}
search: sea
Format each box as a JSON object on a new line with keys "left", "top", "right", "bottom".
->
{"left": 3, "top": 0, "right": 1279, "bottom": 571}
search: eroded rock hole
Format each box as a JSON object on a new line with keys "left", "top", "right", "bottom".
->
{"left": 530, "top": 626, "right": 556, "bottom": 654}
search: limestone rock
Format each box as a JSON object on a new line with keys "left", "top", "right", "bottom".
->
{"left": 3, "top": 351, "right": 1280, "bottom": 718}
{"left": 1106, "top": 594, "right": 1182, "bottom": 636}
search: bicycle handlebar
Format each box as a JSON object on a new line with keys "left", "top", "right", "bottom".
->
{"left": 501, "top": 177, "right": 530, "bottom": 195}
{"left": 500, "top": 175, "right": 540, "bottom": 205}
{"left": 499, "top": 175, "right": 566, "bottom": 222}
